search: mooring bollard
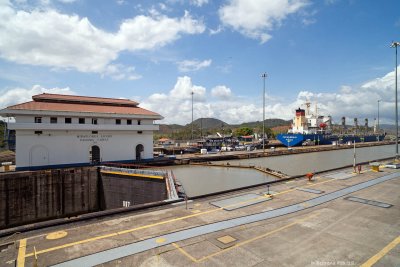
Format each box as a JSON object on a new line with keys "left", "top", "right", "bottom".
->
{"left": 306, "top": 172, "right": 314, "bottom": 182}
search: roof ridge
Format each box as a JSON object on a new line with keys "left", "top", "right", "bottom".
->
{"left": 32, "top": 93, "right": 139, "bottom": 107}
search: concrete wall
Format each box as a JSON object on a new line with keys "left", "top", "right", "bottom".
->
{"left": 100, "top": 173, "right": 167, "bottom": 210}
{"left": 0, "top": 167, "right": 99, "bottom": 229}
{"left": 15, "top": 130, "right": 154, "bottom": 170}
{"left": 0, "top": 167, "right": 169, "bottom": 229}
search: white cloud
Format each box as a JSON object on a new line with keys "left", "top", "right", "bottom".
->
{"left": 190, "top": 0, "right": 208, "bottom": 7}
{"left": 142, "top": 76, "right": 267, "bottom": 124}
{"left": 219, "top": 0, "right": 309, "bottom": 43}
{"left": 0, "top": 3, "right": 205, "bottom": 78}
{"left": 302, "top": 17, "right": 316, "bottom": 25}
{"left": 211, "top": 85, "right": 232, "bottom": 99}
{"left": 170, "top": 76, "right": 206, "bottom": 101}
{"left": 0, "top": 85, "right": 75, "bottom": 109}
{"left": 57, "top": 0, "right": 77, "bottom": 3}
{"left": 288, "top": 66, "right": 400, "bottom": 124}
{"left": 102, "top": 64, "right": 142, "bottom": 80}
{"left": 142, "top": 67, "right": 400, "bottom": 125}
{"left": 177, "top": 59, "right": 212, "bottom": 72}
{"left": 209, "top": 25, "right": 223, "bottom": 35}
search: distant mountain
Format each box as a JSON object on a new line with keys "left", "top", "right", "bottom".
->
{"left": 189, "top": 118, "right": 229, "bottom": 129}
{"left": 379, "top": 124, "right": 397, "bottom": 134}
{"left": 158, "top": 124, "right": 184, "bottom": 134}
{"left": 232, "top": 118, "right": 291, "bottom": 129}
{"left": 157, "top": 117, "right": 291, "bottom": 135}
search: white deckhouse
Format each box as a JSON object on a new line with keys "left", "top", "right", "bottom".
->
{"left": 0, "top": 93, "right": 163, "bottom": 171}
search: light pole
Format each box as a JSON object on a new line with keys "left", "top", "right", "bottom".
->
{"left": 191, "top": 91, "right": 194, "bottom": 142}
{"left": 377, "top": 100, "right": 380, "bottom": 132}
{"left": 391, "top": 41, "right": 400, "bottom": 159}
{"left": 261, "top": 72, "right": 267, "bottom": 154}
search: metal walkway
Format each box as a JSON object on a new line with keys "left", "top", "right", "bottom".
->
{"left": 51, "top": 172, "right": 399, "bottom": 267}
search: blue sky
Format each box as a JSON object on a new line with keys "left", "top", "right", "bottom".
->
{"left": 0, "top": 0, "right": 399, "bottom": 125}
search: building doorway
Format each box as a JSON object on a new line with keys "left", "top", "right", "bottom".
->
{"left": 91, "top": 145, "right": 101, "bottom": 164}
{"left": 30, "top": 145, "right": 49, "bottom": 166}
{"left": 135, "top": 144, "right": 144, "bottom": 161}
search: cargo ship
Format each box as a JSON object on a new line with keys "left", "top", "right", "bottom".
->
{"left": 276, "top": 103, "right": 385, "bottom": 147}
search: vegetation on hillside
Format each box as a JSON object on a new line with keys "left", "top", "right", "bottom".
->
{"left": 155, "top": 117, "right": 290, "bottom": 141}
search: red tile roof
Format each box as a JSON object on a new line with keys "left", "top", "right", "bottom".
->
{"left": 32, "top": 93, "right": 139, "bottom": 106}
{"left": 4, "top": 93, "right": 162, "bottom": 118}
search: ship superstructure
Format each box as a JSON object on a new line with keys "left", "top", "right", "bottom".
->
{"left": 289, "top": 102, "right": 332, "bottom": 135}
{"left": 277, "top": 102, "right": 385, "bottom": 147}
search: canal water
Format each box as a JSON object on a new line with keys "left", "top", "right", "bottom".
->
{"left": 171, "top": 144, "right": 396, "bottom": 197}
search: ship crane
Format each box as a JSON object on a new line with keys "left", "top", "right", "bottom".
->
{"left": 301, "top": 99, "right": 312, "bottom": 116}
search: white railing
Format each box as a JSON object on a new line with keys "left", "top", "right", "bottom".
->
{"left": 166, "top": 170, "right": 179, "bottom": 201}
{"left": 100, "top": 166, "right": 167, "bottom": 177}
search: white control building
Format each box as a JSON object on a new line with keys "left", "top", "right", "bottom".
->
{"left": 0, "top": 93, "right": 163, "bottom": 171}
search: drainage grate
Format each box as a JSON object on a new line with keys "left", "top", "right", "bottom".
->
{"left": 344, "top": 196, "right": 393, "bottom": 208}
{"left": 325, "top": 172, "right": 355, "bottom": 180}
{"left": 211, "top": 234, "right": 239, "bottom": 249}
{"left": 217, "top": 235, "right": 237, "bottom": 244}
{"left": 296, "top": 188, "right": 324, "bottom": 194}
{"left": 210, "top": 193, "right": 271, "bottom": 211}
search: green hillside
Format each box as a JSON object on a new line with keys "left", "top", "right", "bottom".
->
{"left": 155, "top": 117, "right": 290, "bottom": 140}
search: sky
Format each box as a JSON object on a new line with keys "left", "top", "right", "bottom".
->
{"left": 0, "top": 0, "right": 399, "bottom": 125}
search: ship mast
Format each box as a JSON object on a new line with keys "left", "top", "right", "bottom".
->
{"left": 305, "top": 99, "right": 311, "bottom": 116}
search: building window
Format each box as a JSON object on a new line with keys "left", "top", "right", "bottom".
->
{"left": 92, "top": 131, "right": 98, "bottom": 134}
{"left": 34, "top": 131, "right": 43, "bottom": 135}
{"left": 127, "top": 119, "right": 132, "bottom": 125}
{"left": 92, "top": 118, "right": 98, "bottom": 125}
{"left": 79, "top": 118, "right": 85, "bottom": 124}
{"left": 138, "top": 131, "right": 143, "bottom": 134}
{"left": 138, "top": 120, "right": 141, "bottom": 125}
{"left": 50, "top": 117, "right": 57, "bottom": 124}
{"left": 34, "top": 117, "right": 42, "bottom": 123}
{"left": 116, "top": 119, "right": 121, "bottom": 125}
{"left": 65, "top": 118, "right": 72, "bottom": 124}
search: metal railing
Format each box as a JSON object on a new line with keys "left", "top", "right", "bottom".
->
{"left": 100, "top": 166, "right": 167, "bottom": 177}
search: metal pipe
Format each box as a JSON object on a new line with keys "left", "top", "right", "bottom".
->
{"left": 191, "top": 91, "right": 194, "bottom": 142}
{"left": 261, "top": 73, "right": 267, "bottom": 154}
{"left": 391, "top": 41, "right": 400, "bottom": 159}
{"left": 377, "top": 100, "right": 380, "bottom": 132}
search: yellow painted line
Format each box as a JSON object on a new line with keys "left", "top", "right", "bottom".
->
{"left": 17, "top": 239, "right": 27, "bottom": 267}
{"left": 155, "top": 237, "right": 167, "bottom": 244}
{"left": 172, "top": 243, "right": 199, "bottom": 263}
{"left": 25, "top": 208, "right": 222, "bottom": 257}
{"left": 25, "top": 177, "right": 335, "bottom": 258}
{"left": 360, "top": 235, "right": 400, "bottom": 267}
{"left": 173, "top": 213, "right": 318, "bottom": 263}
{"left": 197, "top": 213, "right": 318, "bottom": 262}
{"left": 273, "top": 178, "right": 335, "bottom": 197}
{"left": 100, "top": 170, "right": 164, "bottom": 179}
{"left": 191, "top": 210, "right": 201, "bottom": 213}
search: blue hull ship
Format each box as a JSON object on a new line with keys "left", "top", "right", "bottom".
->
{"left": 276, "top": 103, "right": 385, "bottom": 147}
{"left": 277, "top": 133, "right": 385, "bottom": 147}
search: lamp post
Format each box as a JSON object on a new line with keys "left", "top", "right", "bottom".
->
{"left": 261, "top": 72, "right": 267, "bottom": 154}
{"left": 191, "top": 91, "right": 194, "bottom": 142}
{"left": 377, "top": 100, "right": 380, "bottom": 132}
{"left": 391, "top": 41, "right": 400, "bottom": 159}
